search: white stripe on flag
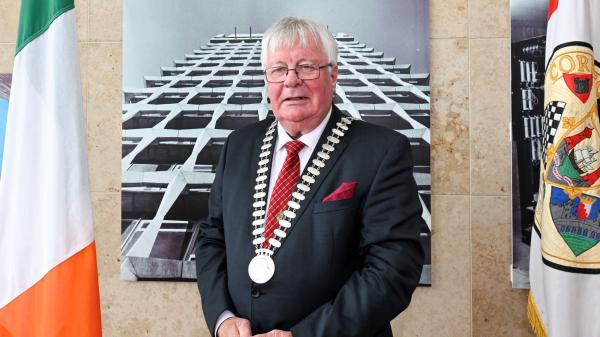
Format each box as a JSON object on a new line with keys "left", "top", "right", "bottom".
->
{"left": 545, "top": 0, "right": 600, "bottom": 65}
{"left": 0, "top": 9, "right": 94, "bottom": 308}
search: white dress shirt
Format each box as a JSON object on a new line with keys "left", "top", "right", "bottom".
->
{"left": 214, "top": 109, "right": 332, "bottom": 334}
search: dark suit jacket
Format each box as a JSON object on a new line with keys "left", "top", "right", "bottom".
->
{"left": 196, "top": 106, "right": 424, "bottom": 337}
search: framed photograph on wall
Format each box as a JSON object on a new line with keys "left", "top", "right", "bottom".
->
{"left": 121, "top": 0, "right": 432, "bottom": 284}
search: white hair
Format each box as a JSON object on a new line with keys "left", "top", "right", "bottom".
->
{"left": 261, "top": 16, "right": 338, "bottom": 69}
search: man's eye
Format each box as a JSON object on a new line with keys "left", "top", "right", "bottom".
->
{"left": 270, "top": 67, "right": 287, "bottom": 75}
{"left": 298, "top": 64, "right": 316, "bottom": 72}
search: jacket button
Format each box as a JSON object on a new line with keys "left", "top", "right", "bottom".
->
{"left": 251, "top": 287, "right": 261, "bottom": 298}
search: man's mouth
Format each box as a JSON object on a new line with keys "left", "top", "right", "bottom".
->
{"left": 284, "top": 96, "right": 308, "bottom": 101}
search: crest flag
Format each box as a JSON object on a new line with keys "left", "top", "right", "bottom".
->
{"left": 529, "top": 1, "right": 600, "bottom": 336}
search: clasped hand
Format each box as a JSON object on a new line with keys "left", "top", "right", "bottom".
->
{"left": 218, "top": 317, "right": 292, "bottom": 337}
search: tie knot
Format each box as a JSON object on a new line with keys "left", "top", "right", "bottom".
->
{"left": 285, "top": 140, "right": 305, "bottom": 156}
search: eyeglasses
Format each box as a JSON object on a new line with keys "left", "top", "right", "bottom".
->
{"left": 264, "top": 63, "right": 332, "bottom": 83}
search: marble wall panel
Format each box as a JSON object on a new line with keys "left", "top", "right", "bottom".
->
{"left": 394, "top": 195, "right": 471, "bottom": 337}
{"left": 430, "top": 0, "right": 468, "bottom": 38}
{"left": 471, "top": 196, "right": 533, "bottom": 337}
{"left": 470, "top": 38, "right": 511, "bottom": 196}
{"left": 85, "top": 42, "right": 122, "bottom": 193}
{"left": 101, "top": 278, "right": 208, "bottom": 336}
{"left": 89, "top": 0, "right": 122, "bottom": 42}
{"left": 0, "top": 0, "right": 20, "bottom": 44}
{"left": 0, "top": 43, "right": 15, "bottom": 72}
{"left": 469, "top": 0, "right": 510, "bottom": 38}
{"left": 430, "top": 38, "right": 470, "bottom": 195}
{"left": 75, "top": 0, "right": 90, "bottom": 41}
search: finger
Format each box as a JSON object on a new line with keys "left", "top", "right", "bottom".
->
{"left": 238, "top": 320, "right": 252, "bottom": 337}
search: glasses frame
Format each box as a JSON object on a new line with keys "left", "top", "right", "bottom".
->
{"left": 264, "top": 63, "right": 332, "bottom": 83}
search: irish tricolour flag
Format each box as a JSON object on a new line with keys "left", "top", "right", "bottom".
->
{"left": 0, "top": 0, "right": 102, "bottom": 335}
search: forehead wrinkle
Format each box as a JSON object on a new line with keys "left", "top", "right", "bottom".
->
{"left": 266, "top": 38, "right": 327, "bottom": 66}
{"left": 269, "top": 56, "right": 320, "bottom": 67}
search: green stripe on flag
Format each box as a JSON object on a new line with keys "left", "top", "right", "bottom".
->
{"left": 16, "top": 0, "right": 74, "bottom": 55}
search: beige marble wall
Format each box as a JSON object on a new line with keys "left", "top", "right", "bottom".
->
{"left": 0, "top": 0, "right": 533, "bottom": 336}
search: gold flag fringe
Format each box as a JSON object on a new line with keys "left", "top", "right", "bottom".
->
{"left": 528, "top": 291, "right": 549, "bottom": 337}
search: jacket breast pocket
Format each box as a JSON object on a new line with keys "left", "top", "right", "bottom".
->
{"left": 312, "top": 198, "right": 354, "bottom": 214}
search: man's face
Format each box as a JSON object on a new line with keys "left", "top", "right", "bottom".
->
{"left": 265, "top": 41, "right": 338, "bottom": 135}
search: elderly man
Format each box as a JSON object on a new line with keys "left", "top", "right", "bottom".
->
{"left": 196, "top": 16, "right": 424, "bottom": 337}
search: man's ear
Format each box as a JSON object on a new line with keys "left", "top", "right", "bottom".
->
{"left": 330, "top": 64, "right": 338, "bottom": 90}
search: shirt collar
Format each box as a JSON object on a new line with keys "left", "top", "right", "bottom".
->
{"left": 275, "top": 107, "right": 332, "bottom": 153}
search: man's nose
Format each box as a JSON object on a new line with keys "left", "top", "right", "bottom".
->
{"left": 283, "top": 69, "right": 302, "bottom": 87}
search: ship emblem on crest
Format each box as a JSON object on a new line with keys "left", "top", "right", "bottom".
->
{"left": 547, "top": 126, "right": 600, "bottom": 187}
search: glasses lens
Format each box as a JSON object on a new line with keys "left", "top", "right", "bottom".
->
{"left": 265, "top": 64, "right": 325, "bottom": 82}
{"left": 267, "top": 67, "right": 287, "bottom": 82}
{"left": 297, "top": 64, "right": 319, "bottom": 80}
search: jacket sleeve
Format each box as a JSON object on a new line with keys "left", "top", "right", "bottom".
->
{"left": 290, "top": 134, "right": 425, "bottom": 337}
{"left": 195, "top": 136, "right": 235, "bottom": 337}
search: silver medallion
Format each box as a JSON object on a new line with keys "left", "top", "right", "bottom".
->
{"left": 248, "top": 255, "right": 275, "bottom": 284}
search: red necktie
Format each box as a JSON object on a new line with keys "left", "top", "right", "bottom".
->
{"left": 263, "top": 140, "right": 305, "bottom": 248}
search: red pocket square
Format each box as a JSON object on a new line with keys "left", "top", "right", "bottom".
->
{"left": 322, "top": 181, "right": 357, "bottom": 202}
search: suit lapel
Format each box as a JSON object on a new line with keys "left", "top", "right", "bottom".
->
{"left": 249, "top": 116, "right": 279, "bottom": 197}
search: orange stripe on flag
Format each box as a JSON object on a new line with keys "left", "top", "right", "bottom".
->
{"left": 0, "top": 242, "right": 102, "bottom": 337}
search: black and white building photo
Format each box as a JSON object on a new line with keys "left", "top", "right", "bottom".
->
{"left": 510, "top": 0, "right": 548, "bottom": 289}
{"left": 121, "top": 0, "right": 431, "bottom": 284}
